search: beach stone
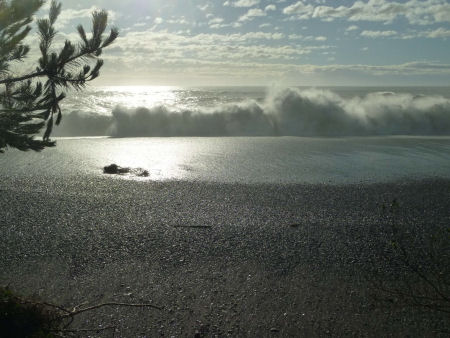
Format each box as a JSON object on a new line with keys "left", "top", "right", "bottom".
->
{"left": 103, "top": 163, "right": 149, "bottom": 177}
{"left": 103, "top": 163, "right": 130, "bottom": 174}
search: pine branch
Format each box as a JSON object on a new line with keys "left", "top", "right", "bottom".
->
{"left": 0, "top": 70, "right": 46, "bottom": 85}
{"left": 0, "top": 0, "right": 117, "bottom": 153}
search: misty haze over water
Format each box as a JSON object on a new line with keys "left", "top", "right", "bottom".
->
{"left": 54, "top": 86, "right": 450, "bottom": 138}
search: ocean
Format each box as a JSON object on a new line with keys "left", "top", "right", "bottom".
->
{"left": 1, "top": 87, "right": 450, "bottom": 336}
{"left": 1, "top": 86, "right": 450, "bottom": 184}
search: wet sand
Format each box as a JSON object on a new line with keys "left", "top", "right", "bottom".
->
{"left": 1, "top": 176, "right": 449, "bottom": 336}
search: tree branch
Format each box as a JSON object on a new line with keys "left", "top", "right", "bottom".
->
{"left": 0, "top": 70, "right": 46, "bottom": 85}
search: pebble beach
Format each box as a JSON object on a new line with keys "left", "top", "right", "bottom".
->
{"left": 1, "top": 172, "right": 449, "bottom": 336}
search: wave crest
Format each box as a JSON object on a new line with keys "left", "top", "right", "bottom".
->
{"left": 54, "top": 88, "right": 450, "bottom": 137}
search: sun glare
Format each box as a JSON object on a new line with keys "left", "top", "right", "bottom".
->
{"left": 101, "top": 137, "right": 194, "bottom": 181}
{"left": 99, "top": 85, "right": 180, "bottom": 109}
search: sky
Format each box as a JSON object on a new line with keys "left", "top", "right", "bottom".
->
{"left": 32, "top": 0, "right": 450, "bottom": 86}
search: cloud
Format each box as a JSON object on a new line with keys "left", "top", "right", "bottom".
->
{"left": 283, "top": 0, "right": 450, "bottom": 25}
{"left": 242, "top": 32, "right": 285, "bottom": 39}
{"left": 283, "top": 1, "right": 314, "bottom": 19}
{"left": 421, "top": 27, "right": 450, "bottom": 38}
{"left": 265, "top": 5, "right": 277, "bottom": 12}
{"left": 224, "top": 0, "right": 261, "bottom": 7}
{"left": 288, "top": 34, "right": 303, "bottom": 40}
{"left": 166, "top": 17, "right": 190, "bottom": 25}
{"left": 398, "top": 27, "right": 450, "bottom": 39}
{"left": 105, "top": 25, "right": 450, "bottom": 85}
{"left": 356, "top": 28, "right": 450, "bottom": 40}
{"left": 360, "top": 30, "right": 397, "bottom": 38}
{"left": 100, "top": 56, "right": 450, "bottom": 86}
{"left": 343, "top": 26, "right": 450, "bottom": 40}
{"left": 50, "top": 6, "right": 118, "bottom": 29}
{"left": 346, "top": 25, "right": 359, "bottom": 32}
{"left": 112, "top": 30, "right": 319, "bottom": 70}
{"left": 239, "top": 8, "right": 267, "bottom": 21}
{"left": 317, "top": 61, "right": 450, "bottom": 76}
{"left": 209, "top": 17, "right": 225, "bottom": 25}
{"left": 197, "top": 3, "right": 210, "bottom": 11}
{"left": 288, "top": 34, "right": 328, "bottom": 41}
{"left": 54, "top": 6, "right": 117, "bottom": 29}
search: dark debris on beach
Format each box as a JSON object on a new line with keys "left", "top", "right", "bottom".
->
{"left": 103, "top": 163, "right": 149, "bottom": 177}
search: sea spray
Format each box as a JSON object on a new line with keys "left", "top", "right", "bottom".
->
{"left": 53, "top": 87, "right": 450, "bottom": 137}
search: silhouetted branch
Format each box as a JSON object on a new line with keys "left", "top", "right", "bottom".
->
{"left": 61, "top": 301, "right": 163, "bottom": 319}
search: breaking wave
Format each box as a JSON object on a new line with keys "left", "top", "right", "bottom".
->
{"left": 54, "top": 88, "right": 450, "bottom": 137}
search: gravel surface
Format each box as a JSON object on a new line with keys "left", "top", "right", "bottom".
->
{"left": 1, "top": 176, "right": 449, "bottom": 337}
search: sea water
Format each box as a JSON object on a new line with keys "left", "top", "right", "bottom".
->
{"left": 1, "top": 86, "right": 449, "bottom": 184}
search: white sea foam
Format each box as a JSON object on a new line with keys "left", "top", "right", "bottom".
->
{"left": 54, "top": 87, "right": 450, "bottom": 137}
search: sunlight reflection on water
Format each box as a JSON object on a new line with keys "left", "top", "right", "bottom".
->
{"left": 63, "top": 86, "right": 182, "bottom": 115}
{"left": 1, "top": 136, "right": 450, "bottom": 184}
{"left": 101, "top": 138, "right": 192, "bottom": 180}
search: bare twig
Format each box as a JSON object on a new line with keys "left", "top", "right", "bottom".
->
{"left": 61, "top": 301, "right": 163, "bottom": 319}
{"left": 173, "top": 225, "right": 212, "bottom": 229}
{"left": 2, "top": 287, "right": 163, "bottom": 336}
{"left": 15, "top": 297, "right": 71, "bottom": 315}
{"left": 54, "top": 325, "right": 116, "bottom": 333}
